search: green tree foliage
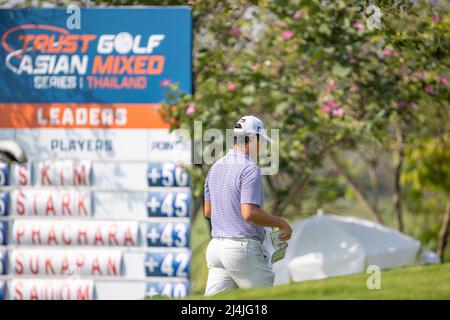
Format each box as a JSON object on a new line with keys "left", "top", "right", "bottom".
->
{"left": 162, "top": 0, "right": 448, "bottom": 209}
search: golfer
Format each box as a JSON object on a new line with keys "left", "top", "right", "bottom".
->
{"left": 203, "top": 115, "right": 292, "bottom": 296}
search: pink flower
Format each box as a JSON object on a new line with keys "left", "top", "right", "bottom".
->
{"left": 227, "top": 83, "right": 237, "bottom": 92}
{"left": 160, "top": 79, "right": 172, "bottom": 87}
{"left": 186, "top": 103, "right": 196, "bottom": 116}
{"left": 322, "top": 100, "right": 343, "bottom": 117}
{"left": 347, "top": 54, "right": 357, "bottom": 64}
{"left": 322, "top": 94, "right": 331, "bottom": 102}
{"left": 418, "top": 71, "right": 428, "bottom": 78}
{"left": 281, "top": 31, "right": 294, "bottom": 41}
{"left": 330, "top": 169, "right": 339, "bottom": 177}
{"left": 227, "top": 66, "right": 236, "bottom": 73}
{"left": 410, "top": 101, "right": 418, "bottom": 109}
{"left": 321, "top": 105, "right": 331, "bottom": 114}
{"left": 437, "top": 76, "right": 449, "bottom": 86}
{"left": 350, "top": 84, "right": 359, "bottom": 92}
{"left": 411, "top": 70, "right": 427, "bottom": 81}
{"left": 251, "top": 64, "right": 260, "bottom": 72}
{"left": 433, "top": 15, "right": 441, "bottom": 24}
{"left": 329, "top": 100, "right": 338, "bottom": 109}
{"left": 332, "top": 108, "right": 344, "bottom": 117}
{"left": 327, "top": 79, "right": 339, "bottom": 90}
{"left": 293, "top": 11, "right": 301, "bottom": 19}
{"left": 231, "top": 27, "right": 241, "bottom": 37}
{"left": 425, "top": 85, "right": 435, "bottom": 94}
{"left": 353, "top": 22, "right": 364, "bottom": 31}
{"left": 381, "top": 48, "right": 395, "bottom": 59}
{"left": 396, "top": 100, "right": 406, "bottom": 108}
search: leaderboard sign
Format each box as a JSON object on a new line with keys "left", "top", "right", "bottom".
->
{"left": 0, "top": 7, "right": 192, "bottom": 300}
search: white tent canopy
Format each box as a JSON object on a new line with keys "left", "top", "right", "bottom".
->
{"left": 273, "top": 211, "right": 421, "bottom": 285}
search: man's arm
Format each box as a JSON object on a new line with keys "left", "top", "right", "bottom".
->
{"left": 204, "top": 200, "right": 211, "bottom": 218}
{"left": 241, "top": 203, "right": 292, "bottom": 241}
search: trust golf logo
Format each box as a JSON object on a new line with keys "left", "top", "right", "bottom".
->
{"left": 1, "top": 24, "right": 166, "bottom": 90}
{"left": 2, "top": 24, "right": 93, "bottom": 76}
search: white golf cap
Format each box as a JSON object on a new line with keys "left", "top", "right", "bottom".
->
{"left": 233, "top": 115, "right": 272, "bottom": 143}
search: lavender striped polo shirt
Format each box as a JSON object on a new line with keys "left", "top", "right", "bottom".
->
{"left": 204, "top": 148, "right": 265, "bottom": 241}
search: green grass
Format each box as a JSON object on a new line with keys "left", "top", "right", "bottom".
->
{"left": 189, "top": 195, "right": 450, "bottom": 298}
{"left": 190, "top": 212, "right": 211, "bottom": 294}
{"left": 189, "top": 263, "right": 450, "bottom": 300}
{"left": 189, "top": 196, "right": 450, "bottom": 296}
{"left": 189, "top": 211, "right": 450, "bottom": 299}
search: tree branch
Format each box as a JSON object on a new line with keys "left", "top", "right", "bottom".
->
{"left": 329, "top": 152, "right": 383, "bottom": 224}
{"left": 437, "top": 191, "right": 450, "bottom": 262}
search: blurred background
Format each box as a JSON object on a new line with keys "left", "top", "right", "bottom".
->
{"left": 159, "top": 0, "right": 450, "bottom": 295}
{"left": 1, "top": 0, "right": 449, "bottom": 297}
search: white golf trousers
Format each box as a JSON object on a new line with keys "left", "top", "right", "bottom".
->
{"left": 204, "top": 237, "right": 275, "bottom": 296}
